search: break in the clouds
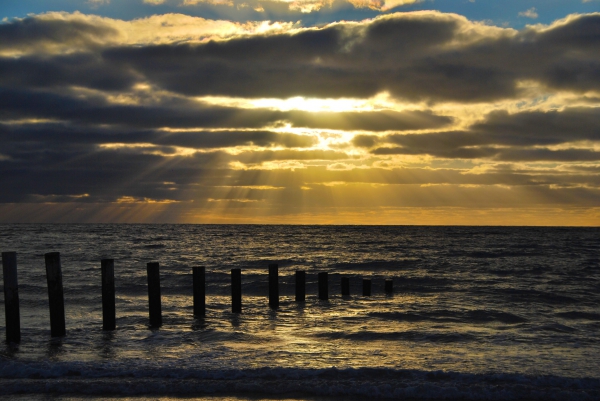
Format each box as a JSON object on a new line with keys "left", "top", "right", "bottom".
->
{"left": 0, "top": 8, "right": 599, "bottom": 225}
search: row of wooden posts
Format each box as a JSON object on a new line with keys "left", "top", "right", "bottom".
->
{"left": 2, "top": 251, "right": 393, "bottom": 344}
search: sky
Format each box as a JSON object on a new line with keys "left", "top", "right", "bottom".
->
{"left": 1, "top": 1, "right": 600, "bottom": 225}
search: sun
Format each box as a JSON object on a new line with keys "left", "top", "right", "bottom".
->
{"left": 251, "top": 96, "right": 373, "bottom": 113}
{"left": 194, "top": 92, "right": 404, "bottom": 114}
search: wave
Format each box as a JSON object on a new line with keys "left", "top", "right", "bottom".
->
{"left": 447, "top": 250, "right": 545, "bottom": 258}
{"left": 535, "top": 323, "right": 578, "bottom": 333}
{"left": 312, "top": 330, "right": 477, "bottom": 343}
{"left": 556, "top": 311, "right": 600, "bottom": 321}
{"left": 498, "top": 288, "right": 579, "bottom": 304}
{"left": 369, "top": 310, "right": 528, "bottom": 324}
{"left": 0, "top": 363, "right": 598, "bottom": 400}
{"left": 142, "top": 244, "right": 167, "bottom": 249}
{"left": 329, "top": 260, "right": 420, "bottom": 271}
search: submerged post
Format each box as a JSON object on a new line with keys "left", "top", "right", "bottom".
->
{"left": 341, "top": 277, "right": 350, "bottom": 296}
{"left": 45, "top": 252, "right": 66, "bottom": 337}
{"left": 193, "top": 266, "right": 206, "bottom": 318}
{"left": 362, "top": 278, "right": 371, "bottom": 296}
{"left": 318, "top": 272, "right": 328, "bottom": 300}
{"left": 101, "top": 259, "right": 116, "bottom": 331}
{"left": 146, "top": 262, "right": 162, "bottom": 328}
{"left": 385, "top": 279, "right": 393, "bottom": 294}
{"left": 231, "top": 268, "right": 242, "bottom": 313}
{"left": 295, "top": 270, "right": 305, "bottom": 303}
{"left": 268, "top": 264, "right": 279, "bottom": 309}
{"left": 2, "top": 252, "right": 21, "bottom": 343}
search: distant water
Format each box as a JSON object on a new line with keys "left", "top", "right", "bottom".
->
{"left": 0, "top": 224, "right": 599, "bottom": 400}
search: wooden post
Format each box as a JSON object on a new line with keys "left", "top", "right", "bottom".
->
{"left": 341, "top": 277, "right": 350, "bottom": 296}
{"left": 2, "top": 252, "right": 21, "bottom": 343}
{"left": 45, "top": 252, "right": 66, "bottom": 337}
{"left": 193, "top": 266, "right": 206, "bottom": 318}
{"left": 146, "top": 262, "right": 162, "bottom": 328}
{"left": 101, "top": 259, "right": 116, "bottom": 331}
{"left": 385, "top": 279, "right": 393, "bottom": 294}
{"left": 318, "top": 272, "right": 328, "bottom": 300}
{"left": 268, "top": 264, "right": 279, "bottom": 309}
{"left": 231, "top": 268, "right": 241, "bottom": 313}
{"left": 362, "top": 279, "right": 371, "bottom": 296}
{"left": 295, "top": 270, "right": 305, "bottom": 302}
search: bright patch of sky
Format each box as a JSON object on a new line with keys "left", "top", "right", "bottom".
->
{"left": 2, "top": 0, "right": 599, "bottom": 27}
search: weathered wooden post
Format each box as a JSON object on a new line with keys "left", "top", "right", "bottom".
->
{"left": 45, "top": 252, "right": 66, "bottom": 337}
{"left": 231, "top": 268, "right": 242, "bottom": 313}
{"left": 318, "top": 272, "right": 328, "bottom": 300}
{"left": 341, "top": 277, "right": 350, "bottom": 296}
{"left": 268, "top": 264, "right": 279, "bottom": 309}
{"left": 193, "top": 266, "right": 206, "bottom": 317}
{"left": 101, "top": 259, "right": 116, "bottom": 331}
{"left": 362, "top": 278, "right": 371, "bottom": 296}
{"left": 295, "top": 270, "right": 305, "bottom": 302}
{"left": 146, "top": 262, "right": 162, "bottom": 328}
{"left": 2, "top": 252, "right": 21, "bottom": 343}
{"left": 385, "top": 279, "right": 393, "bottom": 294}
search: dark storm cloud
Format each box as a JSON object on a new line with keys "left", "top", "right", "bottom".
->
{"left": 0, "top": 14, "right": 118, "bottom": 54}
{"left": 0, "top": 53, "right": 137, "bottom": 91}
{"left": 100, "top": 15, "right": 469, "bottom": 100}
{"left": 154, "top": 130, "right": 317, "bottom": 148}
{"left": 3, "top": 12, "right": 600, "bottom": 102}
{"left": 532, "top": 14, "right": 600, "bottom": 92}
{"left": 356, "top": 107, "right": 600, "bottom": 161}
{"left": 93, "top": 13, "right": 600, "bottom": 101}
{"left": 406, "top": 13, "right": 600, "bottom": 98}
{"left": 472, "top": 108, "right": 600, "bottom": 144}
{"left": 0, "top": 123, "right": 317, "bottom": 162}
{"left": 0, "top": 88, "right": 280, "bottom": 129}
{"left": 0, "top": 150, "right": 164, "bottom": 202}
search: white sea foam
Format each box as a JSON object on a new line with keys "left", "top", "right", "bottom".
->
{"left": 1, "top": 361, "right": 599, "bottom": 399}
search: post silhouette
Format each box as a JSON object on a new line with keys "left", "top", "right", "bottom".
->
{"left": 268, "top": 264, "right": 279, "bottom": 309}
{"left": 147, "top": 262, "right": 162, "bottom": 328}
{"left": 45, "top": 252, "right": 66, "bottom": 337}
{"left": 295, "top": 270, "right": 305, "bottom": 302}
{"left": 2, "top": 252, "right": 21, "bottom": 343}
{"left": 385, "top": 279, "right": 393, "bottom": 294}
{"left": 101, "top": 259, "right": 116, "bottom": 331}
{"left": 318, "top": 272, "right": 328, "bottom": 300}
{"left": 362, "top": 279, "right": 371, "bottom": 296}
{"left": 231, "top": 268, "right": 242, "bottom": 313}
{"left": 341, "top": 277, "right": 350, "bottom": 296}
{"left": 193, "top": 266, "right": 206, "bottom": 317}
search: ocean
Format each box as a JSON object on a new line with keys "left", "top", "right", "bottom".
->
{"left": 0, "top": 224, "right": 599, "bottom": 400}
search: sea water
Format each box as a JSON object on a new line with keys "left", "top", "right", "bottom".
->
{"left": 0, "top": 224, "right": 599, "bottom": 400}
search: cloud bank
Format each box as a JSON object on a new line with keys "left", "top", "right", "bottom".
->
{"left": 0, "top": 11, "right": 599, "bottom": 224}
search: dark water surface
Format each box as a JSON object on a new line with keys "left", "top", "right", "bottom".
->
{"left": 0, "top": 224, "right": 599, "bottom": 399}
